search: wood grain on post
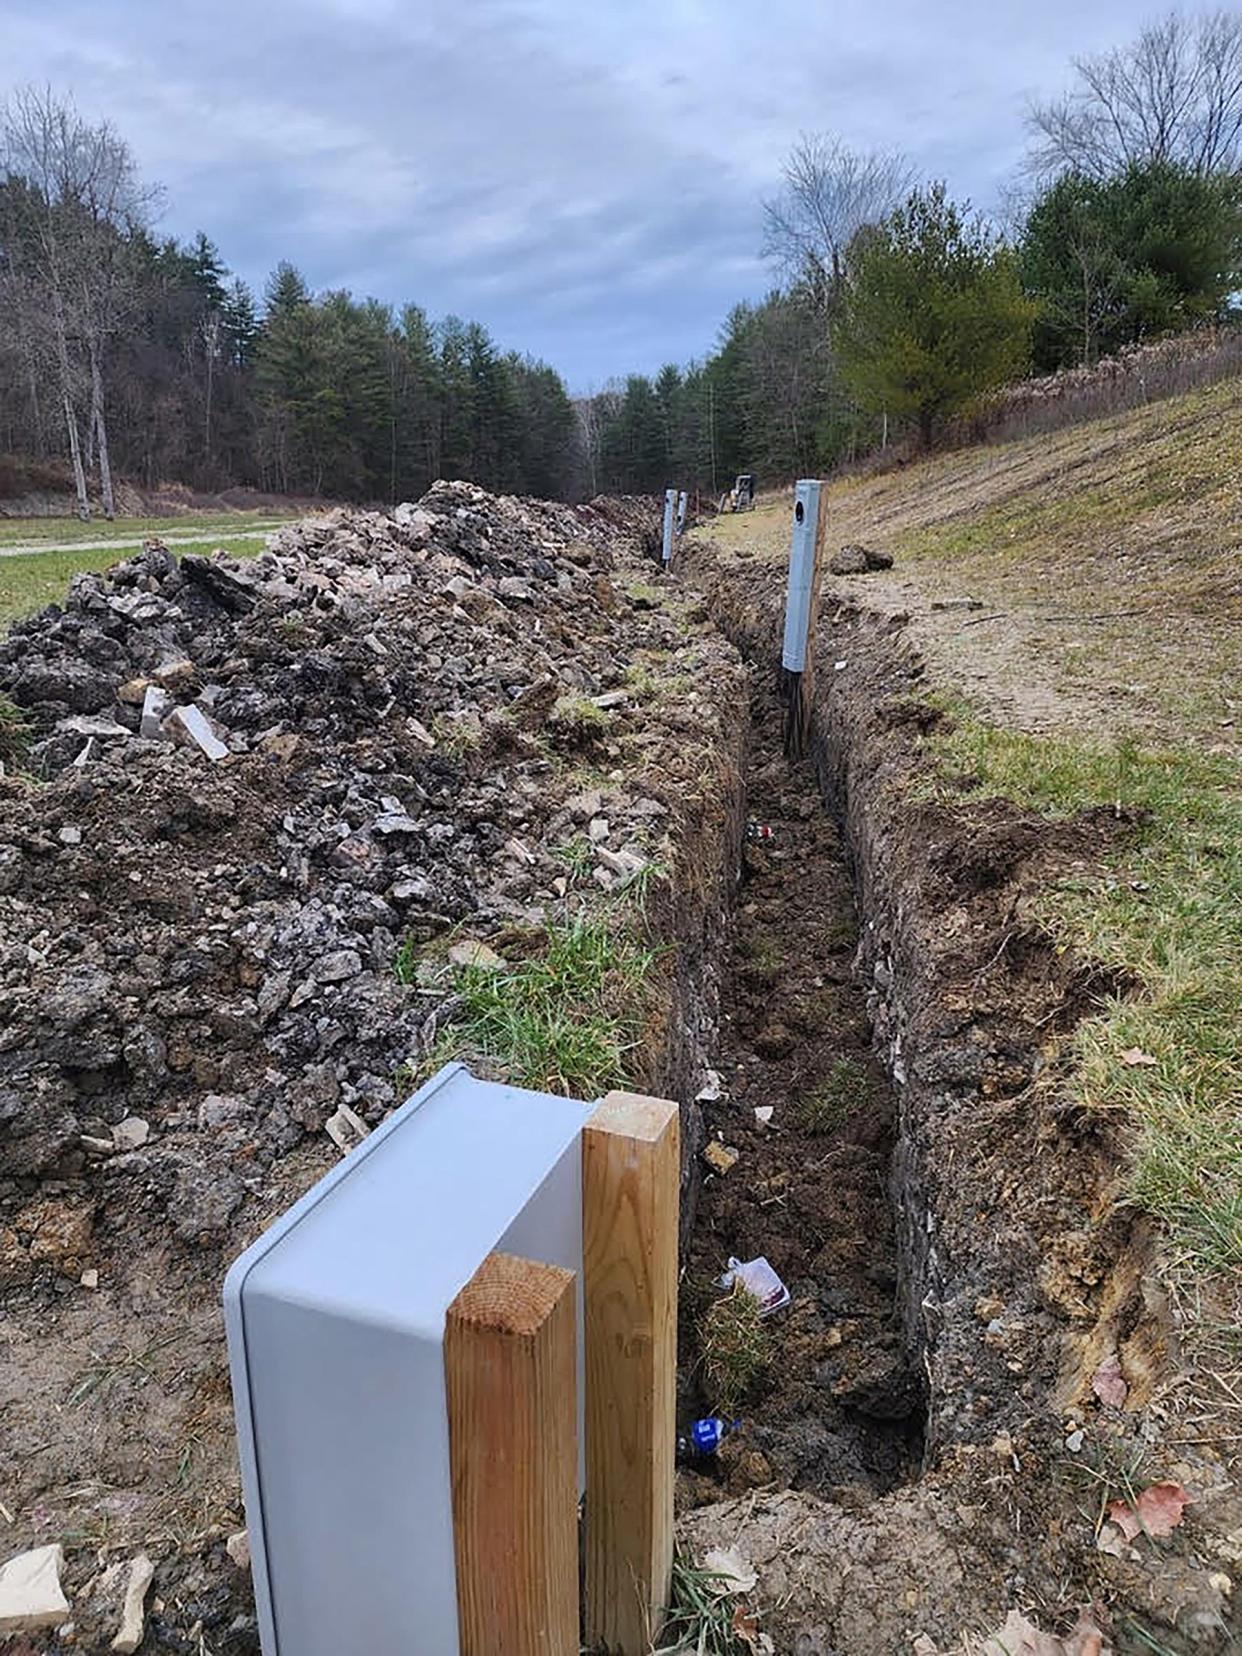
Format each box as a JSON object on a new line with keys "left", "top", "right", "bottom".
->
{"left": 583, "top": 1090, "right": 679, "bottom": 1654}
{"left": 445, "top": 1251, "right": 578, "bottom": 1656}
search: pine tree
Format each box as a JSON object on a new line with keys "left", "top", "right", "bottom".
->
{"left": 836, "top": 184, "right": 1036, "bottom": 445}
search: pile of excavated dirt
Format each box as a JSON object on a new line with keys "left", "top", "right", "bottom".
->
{"left": 0, "top": 484, "right": 746, "bottom": 1652}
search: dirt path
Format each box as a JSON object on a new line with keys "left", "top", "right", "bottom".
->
{"left": 679, "top": 667, "right": 922, "bottom": 1509}
{"left": 0, "top": 527, "right": 283, "bottom": 558}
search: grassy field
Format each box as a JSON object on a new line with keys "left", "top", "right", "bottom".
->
{"left": 0, "top": 521, "right": 283, "bottom": 624}
{"left": 700, "top": 375, "right": 1242, "bottom": 1291}
{"left": 0, "top": 509, "right": 295, "bottom": 549}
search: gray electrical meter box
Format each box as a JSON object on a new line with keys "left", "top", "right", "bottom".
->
{"left": 224, "top": 1062, "right": 593, "bottom": 1656}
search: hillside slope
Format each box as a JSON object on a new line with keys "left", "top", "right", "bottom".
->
{"left": 711, "top": 374, "right": 1242, "bottom": 757}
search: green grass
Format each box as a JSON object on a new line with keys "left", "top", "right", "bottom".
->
{"left": 698, "top": 1285, "right": 770, "bottom": 1415}
{"left": 549, "top": 693, "right": 612, "bottom": 741}
{"left": 925, "top": 715, "right": 1242, "bottom": 1276}
{"left": 0, "top": 510, "right": 292, "bottom": 548}
{"left": 417, "top": 915, "right": 657, "bottom": 1097}
{"left": 553, "top": 833, "right": 595, "bottom": 882}
{"left": 795, "top": 1057, "right": 868, "bottom": 1134}
{"left": 0, "top": 536, "right": 269, "bottom": 624}
{"left": 0, "top": 691, "right": 31, "bottom": 767}
{"left": 651, "top": 1557, "right": 757, "bottom": 1656}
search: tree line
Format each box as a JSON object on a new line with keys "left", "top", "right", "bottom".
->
{"left": 584, "top": 7, "right": 1242, "bottom": 496}
{"left": 0, "top": 88, "right": 576, "bottom": 516}
{"left": 2, "top": 9, "right": 1240, "bottom": 515}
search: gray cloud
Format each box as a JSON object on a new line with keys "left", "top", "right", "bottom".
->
{"left": 3, "top": 0, "right": 1202, "bottom": 389}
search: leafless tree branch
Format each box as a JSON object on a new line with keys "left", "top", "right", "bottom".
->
{"left": 1027, "top": 9, "right": 1242, "bottom": 178}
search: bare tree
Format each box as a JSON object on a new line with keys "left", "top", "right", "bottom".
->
{"left": 761, "top": 135, "right": 915, "bottom": 302}
{"left": 1028, "top": 9, "right": 1242, "bottom": 179}
{"left": 1, "top": 87, "right": 157, "bottom": 518}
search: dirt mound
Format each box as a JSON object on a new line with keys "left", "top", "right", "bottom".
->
{"left": 0, "top": 482, "right": 745, "bottom": 1650}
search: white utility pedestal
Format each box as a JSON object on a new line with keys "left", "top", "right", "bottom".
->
{"left": 224, "top": 1062, "right": 592, "bottom": 1656}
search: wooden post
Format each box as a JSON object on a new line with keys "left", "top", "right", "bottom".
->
{"left": 445, "top": 1251, "right": 578, "bottom": 1656}
{"left": 583, "top": 1090, "right": 679, "bottom": 1655}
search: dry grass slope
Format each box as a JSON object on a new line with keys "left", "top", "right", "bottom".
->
{"left": 702, "top": 375, "right": 1242, "bottom": 1295}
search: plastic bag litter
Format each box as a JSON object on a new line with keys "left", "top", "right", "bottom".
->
{"left": 718, "top": 1255, "right": 791, "bottom": 1316}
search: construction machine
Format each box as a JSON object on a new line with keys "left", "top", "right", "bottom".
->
{"left": 719, "top": 472, "right": 755, "bottom": 513}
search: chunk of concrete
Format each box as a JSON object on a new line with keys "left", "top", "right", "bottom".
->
{"left": 152, "top": 658, "right": 195, "bottom": 690}
{"left": 110, "top": 1551, "right": 154, "bottom": 1654}
{"left": 112, "top": 1117, "right": 150, "bottom": 1152}
{"left": 447, "top": 939, "right": 505, "bottom": 971}
{"left": 0, "top": 1543, "right": 69, "bottom": 1634}
{"left": 140, "top": 685, "right": 173, "bottom": 740}
{"left": 57, "top": 715, "right": 130, "bottom": 740}
{"left": 162, "top": 703, "right": 229, "bottom": 761}
{"left": 325, "top": 1103, "right": 370, "bottom": 1153}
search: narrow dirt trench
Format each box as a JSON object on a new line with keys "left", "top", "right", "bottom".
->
{"left": 679, "top": 667, "right": 925, "bottom": 1510}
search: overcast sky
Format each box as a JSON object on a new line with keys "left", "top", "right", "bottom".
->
{"left": 4, "top": 0, "right": 1201, "bottom": 391}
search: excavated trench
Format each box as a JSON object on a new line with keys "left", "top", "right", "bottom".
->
{"left": 677, "top": 668, "right": 926, "bottom": 1508}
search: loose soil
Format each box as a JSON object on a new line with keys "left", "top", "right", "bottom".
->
{"left": 679, "top": 669, "right": 923, "bottom": 1508}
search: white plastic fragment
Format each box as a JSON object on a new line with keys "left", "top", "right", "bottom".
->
{"left": 110, "top": 1551, "right": 154, "bottom": 1654}
{"left": 0, "top": 1543, "right": 69, "bottom": 1634}
{"left": 753, "top": 1105, "right": 774, "bottom": 1128}
{"left": 719, "top": 1255, "right": 791, "bottom": 1317}
{"left": 695, "top": 1070, "right": 723, "bottom": 1103}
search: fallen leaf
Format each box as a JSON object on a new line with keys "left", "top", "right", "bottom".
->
{"left": 702, "top": 1546, "right": 757, "bottom": 1596}
{"left": 731, "top": 1606, "right": 773, "bottom": 1653}
{"left": 976, "top": 1607, "right": 1112, "bottom": 1655}
{"left": 1118, "top": 1047, "right": 1157, "bottom": 1067}
{"left": 1091, "top": 1353, "right": 1128, "bottom": 1409}
{"left": 1108, "top": 1480, "right": 1191, "bottom": 1541}
{"left": 1095, "top": 1522, "right": 1130, "bottom": 1558}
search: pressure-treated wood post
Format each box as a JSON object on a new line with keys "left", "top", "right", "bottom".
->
{"left": 583, "top": 1090, "right": 679, "bottom": 1654}
{"left": 445, "top": 1251, "right": 578, "bottom": 1656}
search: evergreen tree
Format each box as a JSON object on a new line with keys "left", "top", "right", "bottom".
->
{"left": 1021, "top": 162, "right": 1242, "bottom": 369}
{"left": 835, "top": 184, "right": 1036, "bottom": 445}
{"left": 221, "top": 278, "right": 259, "bottom": 369}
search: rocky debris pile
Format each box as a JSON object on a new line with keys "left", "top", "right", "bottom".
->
{"left": 0, "top": 480, "right": 729, "bottom": 1232}
{"left": 828, "top": 543, "right": 894, "bottom": 576}
{"left": 0, "top": 479, "right": 744, "bottom": 1644}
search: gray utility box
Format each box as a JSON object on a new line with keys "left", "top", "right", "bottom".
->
{"left": 224, "top": 1062, "right": 593, "bottom": 1656}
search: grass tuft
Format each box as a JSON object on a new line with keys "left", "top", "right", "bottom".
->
{"left": 699, "top": 1286, "right": 770, "bottom": 1415}
{"left": 549, "top": 693, "right": 612, "bottom": 743}
{"left": 795, "top": 1057, "right": 867, "bottom": 1134}
{"left": 426, "top": 915, "right": 655, "bottom": 1097}
{"left": 651, "top": 1557, "right": 756, "bottom": 1656}
{"left": 0, "top": 691, "right": 31, "bottom": 767}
